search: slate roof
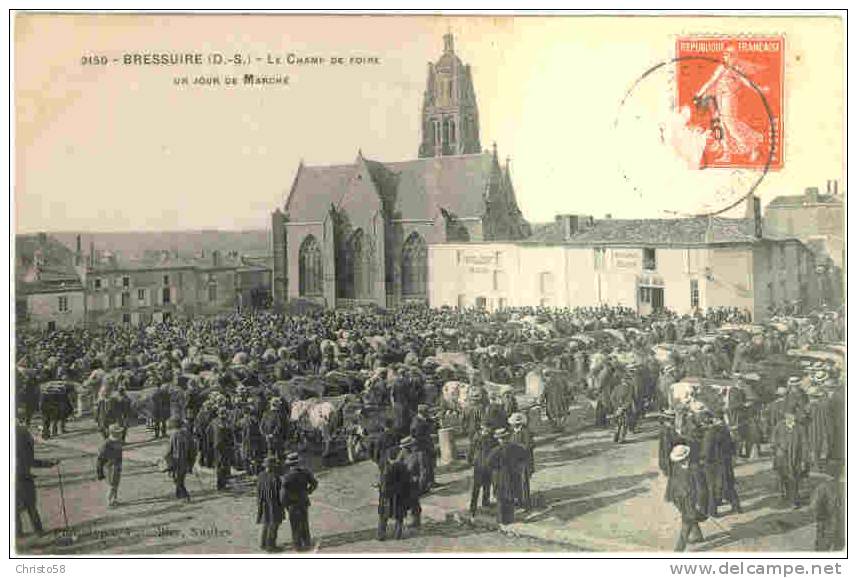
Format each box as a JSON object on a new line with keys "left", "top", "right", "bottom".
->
{"left": 767, "top": 194, "right": 843, "bottom": 207}
{"left": 284, "top": 163, "right": 355, "bottom": 222}
{"left": 525, "top": 217, "right": 787, "bottom": 247}
{"left": 284, "top": 153, "right": 494, "bottom": 223}
{"left": 17, "top": 263, "right": 83, "bottom": 295}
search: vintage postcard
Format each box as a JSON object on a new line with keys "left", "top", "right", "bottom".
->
{"left": 12, "top": 12, "right": 846, "bottom": 559}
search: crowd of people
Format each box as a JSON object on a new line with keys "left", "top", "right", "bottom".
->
{"left": 14, "top": 302, "right": 845, "bottom": 552}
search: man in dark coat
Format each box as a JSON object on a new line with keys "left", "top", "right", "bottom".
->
{"left": 16, "top": 408, "right": 53, "bottom": 536}
{"left": 467, "top": 424, "right": 496, "bottom": 518}
{"left": 377, "top": 449, "right": 410, "bottom": 540}
{"left": 151, "top": 383, "right": 171, "bottom": 439}
{"left": 260, "top": 398, "right": 286, "bottom": 460}
{"left": 398, "top": 436, "right": 423, "bottom": 530}
{"left": 96, "top": 424, "right": 124, "bottom": 507}
{"left": 772, "top": 412, "right": 812, "bottom": 508}
{"left": 666, "top": 444, "right": 707, "bottom": 551}
{"left": 409, "top": 404, "right": 435, "bottom": 493}
{"left": 164, "top": 418, "right": 195, "bottom": 502}
{"left": 256, "top": 456, "right": 284, "bottom": 552}
{"left": 280, "top": 453, "right": 318, "bottom": 552}
{"left": 811, "top": 459, "right": 844, "bottom": 551}
{"left": 240, "top": 406, "right": 266, "bottom": 475}
{"left": 486, "top": 428, "right": 529, "bottom": 525}
{"left": 508, "top": 412, "right": 535, "bottom": 511}
{"left": 194, "top": 402, "right": 214, "bottom": 468}
{"left": 209, "top": 408, "right": 233, "bottom": 490}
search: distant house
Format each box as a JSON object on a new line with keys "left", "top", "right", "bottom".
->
{"left": 83, "top": 249, "right": 272, "bottom": 325}
{"left": 430, "top": 198, "right": 821, "bottom": 321}
{"left": 16, "top": 234, "right": 86, "bottom": 331}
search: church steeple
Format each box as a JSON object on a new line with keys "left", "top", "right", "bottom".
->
{"left": 418, "top": 33, "right": 481, "bottom": 158}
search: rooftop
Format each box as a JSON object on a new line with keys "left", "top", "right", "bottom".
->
{"left": 524, "top": 217, "right": 797, "bottom": 247}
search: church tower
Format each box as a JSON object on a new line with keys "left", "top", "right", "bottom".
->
{"left": 418, "top": 33, "right": 482, "bottom": 158}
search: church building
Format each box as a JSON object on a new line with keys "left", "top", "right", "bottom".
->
{"left": 271, "top": 34, "right": 530, "bottom": 308}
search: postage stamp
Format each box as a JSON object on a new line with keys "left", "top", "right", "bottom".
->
{"left": 675, "top": 36, "right": 784, "bottom": 170}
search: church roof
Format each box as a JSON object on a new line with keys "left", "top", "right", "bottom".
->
{"left": 284, "top": 163, "right": 355, "bottom": 222}
{"left": 284, "top": 152, "right": 494, "bottom": 223}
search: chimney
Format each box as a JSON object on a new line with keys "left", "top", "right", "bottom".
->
{"left": 75, "top": 234, "right": 82, "bottom": 266}
{"left": 89, "top": 240, "right": 96, "bottom": 266}
{"left": 745, "top": 195, "right": 762, "bottom": 238}
{"left": 832, "top": 180, "right": 839, "bottom": 196}
{"left": 212, "top": 250, "right": 221, "bottom": 267}
{"left": 805, "top": 186, "right": 819, "bottom": 203}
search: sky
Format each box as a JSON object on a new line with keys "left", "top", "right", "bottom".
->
{"left": 15, "top": 13, "right": 844, "bottom": 232}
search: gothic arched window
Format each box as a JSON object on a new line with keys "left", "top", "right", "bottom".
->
{"left": 299, "top": 235, "right": 323, "bottom": 296}
{"left": 343, "top": 229, "right": 371, "bottom": 299}
{"left": 401, "top": 232, "right": 428, "bottom": 298}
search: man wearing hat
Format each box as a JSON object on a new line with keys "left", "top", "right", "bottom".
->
{"left": 508, "top": 412, "right": 535, "bottom": 511}
{"left": 261, "top": 398, "right": 286, "bottom": 461}
{"left": 467, "top": 424, "right": 497, "bottom": 519}
{"left": 377, "top": 445, "right": 410, "bottom": 541}
{"left": 151, "top": 381, "right": 171, "bottom": 439}
{"left": 409, "top": 404, "right": 435, "bottom": 493}
{"left": 397, "top": 436, "right": 423, "bottom": 531}
{"left": 771, "top": 412, "right": 811, "bottom": 508}
{"left": 486, "top": 428, "right": 529, "bottom": 525}
{"left": 96, "top": 424, "right": 125, "bottom": 507}
{"left": 665, "top": 444, "right": 706, "bottom": 551}
{"left": 256, "top": 456, "right": 284, "bottom": 552}
{"left": 164, "top": 418, "right": 195, "bottom": 502}
{"left": 209, "top": 407, "right": 233, "bottom": 490}
{"left": 16, "top": 406, "right": 54, "bottom": 536}
{"left": 280, "top": 453, "right": 318, "bottom": 552}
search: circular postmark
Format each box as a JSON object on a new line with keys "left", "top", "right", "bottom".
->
{"left": 613, "top": 53, "right": 778, "bottom": 218}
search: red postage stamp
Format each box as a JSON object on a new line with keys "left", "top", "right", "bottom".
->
{"left": 676, "top": 36, "right": 784, "bottom": 170}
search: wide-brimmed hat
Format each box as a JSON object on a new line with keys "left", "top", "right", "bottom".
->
{"left": 283, "top": 452, "right": 300, "bottom": 466}
{"left": 787, "top": 376, "right": 802, "bottom": 387}
{"left": 108, "top": 424, "right": 124, "bottom": 438}
{"left": 399, "top": 436, "right": 415, "bottom": 448}
{"left": 812, "top": 371, "right": 829, "bottom": 384}
{"left": 670, "top": 444, "right": 690, "bottom": 463}
{"left": 493, "top": 428, "right": 509, "bottom": 439}
{"left": 508, "top": 412, "right": 525, "bottom": 425}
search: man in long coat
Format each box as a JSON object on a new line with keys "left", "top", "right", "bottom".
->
{"left": 467, "top": 424, "right": 496, "bottom": 518}
{"left": 508, "top": 413, "right": 535, "bottom": 510}
{"left": 409, "top": 404, "right": 435, "bottom": 493}
{"left": 165, "top": 418, "right": 195, "bottom": 501}
{"left": 256, "top": 456, "right": 283, "bottom": 552}
{"left": 377, "top": 449, "right": 410, "bottom": 540}
{"left": 96, "top": 424, "right": 124, "bottom": 507}
{"left": 666, "top": 444, "right": 707, "bottom": 551}
{"left": 486, "top": 429, "right": 529, "bottom": 525}
{"left": 771, "top": 412, "right": 812, "bottom": 508}
{"left": 209, "top": 408, "right": 233, "bottom": 490}
{"left": 16, "top": 407, "right": 53, "bottom": 536}
{"left": 280, "top": 453, "right": 318, "bottom": 551}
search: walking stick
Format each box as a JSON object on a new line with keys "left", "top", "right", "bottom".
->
{"left": 55, "top": 462, "right": 77, "bottom": 545}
